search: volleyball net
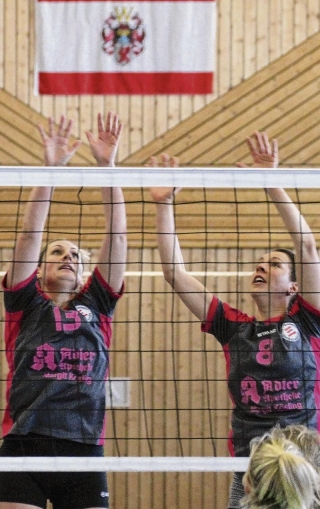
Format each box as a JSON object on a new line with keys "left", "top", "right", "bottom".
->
{"left": 0, "top": 166, "right": 319, "bottom": 509}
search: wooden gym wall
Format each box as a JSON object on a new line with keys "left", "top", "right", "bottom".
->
{"left": 1, "top": 0, "right": 320, "bottom": 162}
{"left": 1, "top": 2, "right": 320, "bottom": 509}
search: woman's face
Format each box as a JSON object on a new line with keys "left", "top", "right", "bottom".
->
{"left": 37, "top": 240, "right": 84, "bottom": 291}
{"left": 250, "top": 251, "right": 297, "bottom": 297}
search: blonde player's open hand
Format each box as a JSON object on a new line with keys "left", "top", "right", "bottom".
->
{"left": 86, "top": 111, "right": 123, "bottom": 167}
{"left": 38, "top": 116, "right": 82, "bottom": 167}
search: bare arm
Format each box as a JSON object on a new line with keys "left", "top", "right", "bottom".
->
{"left": 6, "top": 116, "right": 81, "bottom": 288}
{"left": 86, "top": 112, "right": 126, "bottom": 292}
{"left": 267, "top": 187, "right": 320, "bottom": 308}
{"left": 150, "top": 155, "right": 213, "bottom": 322}
{"left": 239, "top": 131, "right": 320, "bottom": 308}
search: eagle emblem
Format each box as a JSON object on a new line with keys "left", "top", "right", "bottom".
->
{"left": 102, "top": 7, "right": 146, "bottom": 65}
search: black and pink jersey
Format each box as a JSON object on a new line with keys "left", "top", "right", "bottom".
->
{"left": 202, "top": 295, "right": 320, "bottom": 457}
{"left": 2, "top": 267, "right": 123, "bottom": 445}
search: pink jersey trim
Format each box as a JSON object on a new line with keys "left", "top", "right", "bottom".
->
{"left": 201, "top": 297, "right": 219, "bottom": 332}
{"left": 94, "top": 267, "right": 124, "bottom": 298}
{"left": 99, "top": 366, "right": 110, "bottom": 445}
{"left": 2, "top": 270, "right": 37, "bottom": 292}
{"left": 310, "top": 335, "right": 320, "bottom": 432}
{"left": 292, "top": 294, "right": 320, "bottom": 317}
{"left": 2, "top": 310, "right": 24, "bottom": 437}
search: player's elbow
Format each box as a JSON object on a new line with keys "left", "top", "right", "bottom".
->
{"left": 162, "top": 264, "right": 186, "bottom": 289}
{"left": 301, "top": 234, "right": 318, "bottom": 261}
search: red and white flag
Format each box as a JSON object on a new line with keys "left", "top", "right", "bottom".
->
{"left": 35, "top": 0, "right": 216, "bottom": 95}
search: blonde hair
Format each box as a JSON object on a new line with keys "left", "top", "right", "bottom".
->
{"left": 269, "top": 425, "right": 320, "bottom": 472}
{"left": 242, "top": 434, "right": 320, "bottom": 509}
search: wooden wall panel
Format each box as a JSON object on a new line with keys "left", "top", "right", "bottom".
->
{"left": 1, "top": 188, "right": 319, "bottom": 251}
{"left": 0, "top": 1, "right": 4, "bottom": 88}
{"left": 1, "top": 0, "right": 320, "bottom": 158}
{"left": 122, "top": 30, "right": 320, "bottom": 168}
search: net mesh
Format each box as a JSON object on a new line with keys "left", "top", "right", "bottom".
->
{"left": 0, "top": 166, "right": 318, "bottom": 509}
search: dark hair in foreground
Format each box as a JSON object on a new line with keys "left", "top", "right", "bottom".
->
{"left": 274, "top": 248, "right": 296, "bottom": 282}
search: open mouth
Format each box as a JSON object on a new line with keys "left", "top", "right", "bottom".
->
{"left": 59, "top": 264, "right": 74, "bottom": 272}
{"left": 253, "top": 276, "right": 265, "bottom": 283}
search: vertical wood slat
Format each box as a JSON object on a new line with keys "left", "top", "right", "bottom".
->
{"left": 104, "top": 95, "right": 118, "bottom": 124}
{"left": 27, "top": 0, "right": 41, "bottom": 113}
{"left": 217, "top": 0, "right": 231, "bottom": 96}
{"left": 269, "top": 0, "right": 282, "bottom": 61}
{"left": 40, "top": 95, "right": 54, "bottom": 124}
{"left": 53, "top": 96, "right": 67, "bottom": 122}
{"left": 243, "top": 0, "right": 257, "bottom": 79}
{"left": 155, "top": 96, "right": 169, "bottom": 139}
{"left": 256, "top": 0, "right": 269, "bottom": 68}
{"left": 16, "top": 0, "right": 29, "bottom": 104}
{"left": 307, "top": 0, "right": 320, "bottom": 35}
{"left": 294, "top": 0, "right": 308, "bottom": 45}
{"left": 231, "top": 0, "right": 245, "bottom": 87}
{"left": 282, "top": 0, "right": 295, "bottom": 52}
{"left": 117, "top": 96, "right": 130, "bottom": 161}
{"left": 79, "top": 95, "right": 92, "bottom": 144}
{"left": 4, "top": 0, "right": 16, "bottom": 94}
{"left": 66, "top": 96, "right": 80, "bottom": 138}
{"left": 129, "top": 96, "right": 143, "bottom": 155}
{"left": 0, "top": 0, "right": 5, "bottom": 88}
{"left": 167, "top": 96, "right": 181, "bottom": 130}
{"left": 142, "top": 96, "right": 156, "bottom": 146}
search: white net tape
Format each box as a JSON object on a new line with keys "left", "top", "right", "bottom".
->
{"left": 0, "top": 456, "right": 249, "bottom": 472}
{"left": 0, "top": 166, "right": 319, "bottom": 188}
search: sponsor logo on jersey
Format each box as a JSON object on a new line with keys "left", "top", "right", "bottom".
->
{"left": 281, "top": 323, "right": 300, "bottom": 342}
{"left": 100, "top": 491, "right": 109, "bottom": 498}
{"left": 75, "top": 305, "right": 93, "bottom": 322}
{"left": 257, "top": 327, "right": 277, "bottom": 337}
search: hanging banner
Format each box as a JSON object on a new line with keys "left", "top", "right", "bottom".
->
{"left": 35, "top": 0, "right": 216, "bottom": 95}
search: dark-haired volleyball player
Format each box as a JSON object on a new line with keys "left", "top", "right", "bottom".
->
{"left": 150, "top": 132, "right": 320, "bottom": 509}
{"left": 0, "top": 112, "right": 126, "bottom": 509}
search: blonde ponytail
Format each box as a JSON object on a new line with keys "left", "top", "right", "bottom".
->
{"left": 242, "top": 435, "right": 320, "bottom": 509}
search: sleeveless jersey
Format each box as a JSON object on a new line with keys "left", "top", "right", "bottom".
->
{"left": 201, "top": 295, "right": 320, "bottom": 457}
{"left": 2, "top": 267, "right": 123, "bottom": 445}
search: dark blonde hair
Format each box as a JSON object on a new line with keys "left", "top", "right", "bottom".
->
{"left": 269, "top": 425, "right": 320, "bottom": 473}
{"left": 38, "top": 239, "right": 90, "bottom": 267}
{"left": 242, "top": 434, "right": 320, "bottom": 509}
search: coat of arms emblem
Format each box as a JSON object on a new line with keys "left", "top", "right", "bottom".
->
{"left": 102, "top": 7, "right": 146, "bottom": 65}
